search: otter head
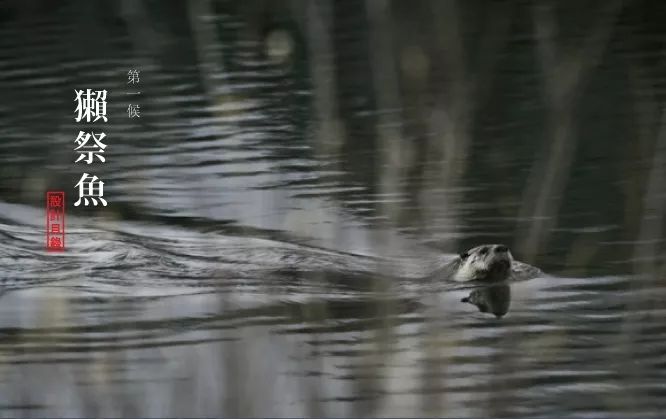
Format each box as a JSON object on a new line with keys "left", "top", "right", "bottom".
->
{"left": 453, "top": 244, "right": 513, "bottom": 282}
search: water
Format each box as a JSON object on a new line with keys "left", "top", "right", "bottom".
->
{"left": 0, "top": 1, "right": 665, "bottom": 416}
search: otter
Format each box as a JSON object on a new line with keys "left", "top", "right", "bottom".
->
{"left": 454, "top": 244, "right": 512, "bottom": 282}
{"left": 446, "top": 244, "right": 540, "bottom": 318}
{"left": 434, "top": 243, "right": 541, "bottom": 283}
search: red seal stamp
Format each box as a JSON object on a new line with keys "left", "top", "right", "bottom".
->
{"left": 46, "top": 191, "right": 65, "bottom": 251}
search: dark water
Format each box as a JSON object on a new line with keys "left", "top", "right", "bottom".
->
{"left": 1, "top": 1, "right": 665, "bottom": 416}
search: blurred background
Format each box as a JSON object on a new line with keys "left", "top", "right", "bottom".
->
{"left": 0, "top": 0, "right": 665, "bottom": 416}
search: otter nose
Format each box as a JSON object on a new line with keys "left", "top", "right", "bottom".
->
{"left": 494, "top": 245, "right": 508, "bottom": 253}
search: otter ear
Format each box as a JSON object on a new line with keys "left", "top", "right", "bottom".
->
{"left": 459, "top": 252, "right": 469, "bottom": 260}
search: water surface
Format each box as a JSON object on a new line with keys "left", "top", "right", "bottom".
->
{"left": 0, "top": 1, "right": 665, "bottom": 417}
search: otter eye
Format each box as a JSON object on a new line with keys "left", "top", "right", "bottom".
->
{"left": 479, "top": 247, "right": 489, "bottom": 255}
{"left": 460, "top": 252, "right": 469, "bottom": 260}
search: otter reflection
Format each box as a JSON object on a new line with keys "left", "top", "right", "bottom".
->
{"left": 461, "top": 284, "right": 511, "bottom": 318}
